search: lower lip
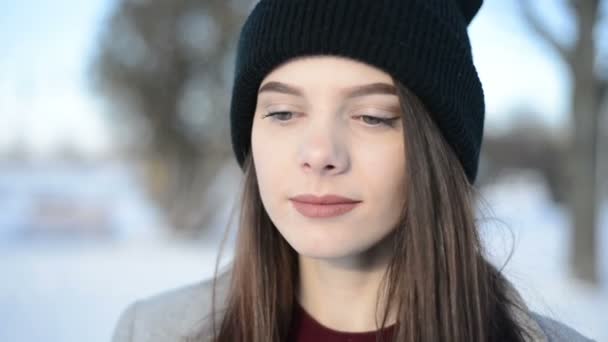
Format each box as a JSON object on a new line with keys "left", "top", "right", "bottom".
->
{"left": 290, "top": 200, "right": 361, "bottom": 218}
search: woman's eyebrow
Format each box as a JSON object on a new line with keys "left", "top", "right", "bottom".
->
{"left": 343, "top": 82, "right": 397, "bottom": 99}
{"left": 257, "top": 81, "right": 397, "bottom": 98}
{"left": 258, "top": 81, "right": 304, "bottom": 96}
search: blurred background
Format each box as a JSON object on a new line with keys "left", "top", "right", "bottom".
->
{"left": 0, "top": 0, "right": 606, "bottom": 341}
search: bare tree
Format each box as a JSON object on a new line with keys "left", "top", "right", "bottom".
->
{"left": 90, "top": 0, "right": 252, "bottom": 237}
{"left": 518, "top": 0, "right": 607, "bottom": 283}
{"left": 479, "top": 107, "right": 566, "bottom": 205}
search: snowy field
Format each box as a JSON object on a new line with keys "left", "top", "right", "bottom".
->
{"left": 0, "top": 163, "right": 605, "bottom": 342}
{"left": 479, "top": 172, "right": 608, "bottom": 341}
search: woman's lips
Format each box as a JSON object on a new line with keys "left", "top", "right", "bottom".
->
{"left": 290, "top": 200, "right": 361, "bottom": 218}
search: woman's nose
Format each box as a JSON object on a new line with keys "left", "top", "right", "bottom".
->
{"left": 297, "top": 123, "right": 349, "bottom": 176}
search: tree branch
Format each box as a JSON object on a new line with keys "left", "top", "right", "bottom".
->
{"left": 517, "top": 0, "right": 574, "bottom": 68}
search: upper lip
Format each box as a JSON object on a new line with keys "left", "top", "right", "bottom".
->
{"left": 290, "top": 194, "right": 361, "bottom": 204}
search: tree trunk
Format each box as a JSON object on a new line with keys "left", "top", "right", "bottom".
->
{"left": 567, "top": 0, "right": 600, "bottom": 284}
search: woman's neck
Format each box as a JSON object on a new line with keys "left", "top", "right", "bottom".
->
{"left": 296, "top": 242, "right": 397, "bottom": 333}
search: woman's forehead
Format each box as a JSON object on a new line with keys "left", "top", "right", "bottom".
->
{"left": 257, "top": 81, "right": 398, "bottom": 102}
{"left": 259, "top": 56, "right": 395, "bottom": 93}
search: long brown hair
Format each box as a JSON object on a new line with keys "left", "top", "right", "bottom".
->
{"left": 188, "top": 80, "right": 531, "bottom": 342}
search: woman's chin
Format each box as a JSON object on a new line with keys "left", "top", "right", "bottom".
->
{"left": 289, "top": 238, "right": 367, "bottom": 261}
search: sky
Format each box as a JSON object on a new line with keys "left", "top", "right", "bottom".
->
{"left": 0, "top": 0, "right": 115, "bottom": 158}
{"left": 0, "top": 0, "right": 597, "bottom": 159}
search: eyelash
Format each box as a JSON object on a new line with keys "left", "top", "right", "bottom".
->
{"left": 263, "top": 111, "right": 400, "bottom": 128}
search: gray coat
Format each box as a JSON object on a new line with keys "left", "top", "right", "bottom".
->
{"left": 111, "top": 270, "right": 595, "bottom": 342}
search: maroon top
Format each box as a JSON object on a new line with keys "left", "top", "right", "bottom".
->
{"left": 287, "top": 300, "right": 397, "bottom": 342}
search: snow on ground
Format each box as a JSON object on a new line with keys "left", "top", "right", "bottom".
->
{"left": 0, "top": 238, "right": 230, "bottom": 342}
{"left": 0, "top": 162, "right": 233, "bottom": 342}
{"left": 0, "top": 163, "right": 605, "bottom": 341}
{"left": 479, "top": 171, "right": 608, "bottom": 341}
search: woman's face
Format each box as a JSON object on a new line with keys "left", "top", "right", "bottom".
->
{"left": 251, "top": 56, "right": 406, "bottom": 260}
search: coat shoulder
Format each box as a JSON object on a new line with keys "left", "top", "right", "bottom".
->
{"left": 529, "top": 312, "right": 596, "bottom": 342}
{"left": 111, "top": 270, "right": 231, "bottom": 342}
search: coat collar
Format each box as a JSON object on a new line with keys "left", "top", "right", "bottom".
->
{"left": 208, "top": 269, "right": 548, "bottom": 341}
{"left": 503, "top": 277, "right": 548, "bottom": 342}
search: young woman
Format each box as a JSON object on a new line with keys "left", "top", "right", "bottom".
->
{"left": 112, "top": 0, "right": 595, "bottom": 341}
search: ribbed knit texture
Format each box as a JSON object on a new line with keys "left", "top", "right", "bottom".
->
{"left": 229, "top": 0, "right": 484, "bottom": 183}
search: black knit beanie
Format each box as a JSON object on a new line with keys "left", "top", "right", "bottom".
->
{"left": 229, "top": 0, "right": 485, "bottom": 184}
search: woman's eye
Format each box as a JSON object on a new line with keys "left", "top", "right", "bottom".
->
{"left": 358, "top": 115, "right": 400, "bottom": 128}
{"left": 264, "top": 111, "right": 295, "bottom": 122}
{"left": 263, "top": 111, "right": 399, "bottom": 128}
